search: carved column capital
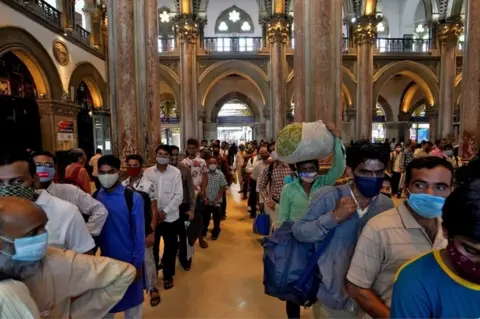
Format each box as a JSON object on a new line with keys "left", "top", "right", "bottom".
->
{"left": 197, "top": 109, "right": 205, "bottom": 122}
{"left": 346, "top": 108, "right": 357, "bottom": 121}
{"left": 354, "top": 16, "right": 378, "bottom": 45}
{"left": 425, "top": 105, "right": 439, "bottom": 119}
{"left": 175, "top": 14, "right": 201, "bottom": 44}
{"left": 267, "top": 15, "right": 291, "bottom": 44}
{"left": 437, "top": 21, "right": 464, "bottom": 45}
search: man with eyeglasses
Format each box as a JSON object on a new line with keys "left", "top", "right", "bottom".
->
{"left": 346, "top": 157, "right": 452, "bottom": 318}
{"left": 144, "top": 145, "right": 183, "bottom": 290}
{"left": 32, "top": 151, "right": 108, "bottom": 237}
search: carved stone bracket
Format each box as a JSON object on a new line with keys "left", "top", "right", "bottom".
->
{"left": 267, "top": 14, "right": 291, "bottom": 44}
{"left": 174, "top": 14, "right": 201, "bottom": 44}
{"left": 354, "top": 15, "right": 379, "bottom": 45}
{"left": 437, "top": 21, "right": 464, "bottom": 45}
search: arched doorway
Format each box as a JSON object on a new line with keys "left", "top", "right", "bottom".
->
{"left": 216, "top": 99, "right": 255, "bottom": 144}
{"left": 0, "top": 51, "right": 42, "bottom": 151}
{"left": 410, "top": 104, "right": 430, "bottom": 141}
{"left": 76, "top": 80, "right": 95, "bottom": 158}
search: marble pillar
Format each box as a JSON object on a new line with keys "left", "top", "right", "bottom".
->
{"left": 145, "top": 0, "right": 161, "bottom": 157}
{"left": 107, "top": 0, "right": 139, "bottom": 158}
{"left": 460, "top": 0, "right": 480, "bottom": 161}
{"left": 293, "top": 0, "right": 343, "bottom": 124}
{"left": 268, "top": 16, "right": 289, "bottom": 138}
{"left": 438, "top": 22, "right": 463, "bottom": 139}
{"left": 354, "top": 16, "right": 376, "bottom": 140}
{"left": 426, "top": 108, "right": 439, "bottom": 141}
{"left": 177, "top": 15, "right": 199, "bottom": 144}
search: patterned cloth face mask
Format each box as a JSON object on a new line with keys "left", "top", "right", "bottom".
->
{"left": 0, "top": 185, "right": 37, "bottom": 201}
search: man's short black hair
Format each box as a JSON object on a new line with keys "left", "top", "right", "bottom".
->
{"left": 188, "top": 139, "right": 200, "bottom": 147}
{"left": 96, "top": 148, "right": 102, "bottom": 154}
{"left": 405, "top": 156, "right": 454, "bottom": 185}
{"left": 31, "top": 150, "right": 56, "bottom": 164}
{"left": 69, "top": 148, "right": 85, "bottom": 163}
{"left": 201, "top": 139, "right": 208, "bottom": 144}
{"left": 97, "top": 155, "right": 121, "bottom": 171}
{"left": 443, "top": 179, "right": 480, "bottom": 242}
{"left": 268, "top": 142, "right": 276, "bottom": 152}
{"left": 444, "top": 144, "right": 454, "bottom": 151}
{"left": 170, "top": 145, "right": 180, "bottom": 153}
{"left": 0, "top": 150, "right": 37, "bottom": 177}
{"left": 126, "top": 154, "right": 144, "bottom": 166}
{"left": 345, "top": 140, "right": 390, "bottom": 171}
{"left": 155, "top": 144, "right": 171, "bottom": 155}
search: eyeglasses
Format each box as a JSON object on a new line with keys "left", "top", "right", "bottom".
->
{"left": 35, "top": 162, "right": 54, "bottom": 168}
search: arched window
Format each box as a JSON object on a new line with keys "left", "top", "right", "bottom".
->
{"left": 158, "top": 6, "right": 175, "bottom": 52}
{"left": 214, "top": 5, "right": 255, "bottom": 34}
{"left": 0, "top": 52, "right": 37, "bottom": 98}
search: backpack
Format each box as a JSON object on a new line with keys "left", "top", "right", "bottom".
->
{"left": 262, "top": 186, "right": 349, "bottom": 307}
{"left": 92, "top": 187, "right": 153, "bottom": 237}
{"left": 62, "top": 166, "right": 82, "bottom": 187}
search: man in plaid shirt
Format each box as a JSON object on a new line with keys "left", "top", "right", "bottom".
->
{"left": 399, "top": 140, "right": 417, "bottom": 196}
{"left": 201, "top": 156, "right": 228, "bottom": 241}
{"left": 257, "top": 142, "right": 293, "bottom": 227}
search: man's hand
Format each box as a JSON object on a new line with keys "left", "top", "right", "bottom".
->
{"left": 134, "top": 268, "right": 142, "bottom": 282}
{"left": 267, "top": 201, "right": 276, "bottom": 210}
{"left": 158, "top": 211, "right": 167, "bottom": 222}
{"left": 145, "top": 233, "right": 155, "bottom": 247}
{"left": 186, "top": 210, "right": 194, "bottom": 221}
{"left": 326, "top": 123, "right": 340, "bottom": 137}
{"left": 332, "top": 197, "right": 357, "bottom": 223}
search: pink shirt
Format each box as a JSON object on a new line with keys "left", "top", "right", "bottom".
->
{"left": 430, "top": 148, "right": 446, "bottom": 158}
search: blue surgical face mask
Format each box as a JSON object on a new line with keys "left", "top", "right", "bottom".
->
{"left": 354, "top": 175, "right": 384, "bottom": 198}
{"left": 407, "top": 192, "right": 445, "bottom": 219}
{"left": 36, "top": 166, "right": 55, "bottom": 183}
{"left": 0, "top": 232, "right": 48, "bottom": 262}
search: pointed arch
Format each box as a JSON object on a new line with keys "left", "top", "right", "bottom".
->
{"left": 0, "top": 26, "right": 62, "bottom": 100}
{"left": 159, "top": 64, "right": 180, "bottom": 104}
{"left": 68, "top": 62, "right": 106, "bottom": 108}
{"left": 212, "top": 92, "right": 261, "bottom": 123}
{"left": 373, "top": 61, "right": 439, "bottom": 108}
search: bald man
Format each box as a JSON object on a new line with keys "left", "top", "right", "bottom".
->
{"left": 0, "top": 197, "right": 136, "bottom": 319}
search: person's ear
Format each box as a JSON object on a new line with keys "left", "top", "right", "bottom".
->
{"left": 346, "top": 167, "right": 353, "bottom": 178}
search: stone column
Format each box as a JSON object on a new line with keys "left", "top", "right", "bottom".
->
{"left": 145, "top": 0, "right": 161, "bottom": 157}
{"left": 426, "top": 108, "right": 439, "bottom": 140}
{"left": 293, "top": 0, "right": 343, "bottom": 124}
{"left": 62, "top": 0, "right": 75, "bottom": 32}
{"left": 107, "top": 0, "right": 140, "bottom": 158}
{"left": 268, "top": 15, "right": 289, "bottom": 138}
{"left": 438, "top": 21, "right": 463, "bottom": 139}
{"left": 460, "top": 0, "right": 480, "bottom": 161}
{"left": 176, "top": 15, "right": 199, "bottom": 144}
{"left": 354, "top": 16, "right": 376, "bottom": 140}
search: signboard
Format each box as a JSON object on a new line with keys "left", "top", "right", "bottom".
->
{"left": 58, "top": 120, "right": 74, "bottom": 133}
{"left": 57, "top": 132, "right": 74, "bottom": 142}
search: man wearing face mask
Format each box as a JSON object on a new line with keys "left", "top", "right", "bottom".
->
{"left": 0, "top": 151, "right": 95, "bottom": 254}
{"left": 236, "top": 144, "right": 247, "bottom": 198}
{"left": 94, "top": 155, "right": 146, "bottom": 318}
{"left": 32, "top": 150, "right": 108, "bottom": 237}
{"left": 346, "top": 156, "right": 452, "bottom": 318}
{"left": 293, "top": 141, "right": 394, "bottom": 319}
{"left": 391, "top": 178, "right": 480, "bottom": 318}
{"left": 144, "top": 145, "right": 183, "bottom": 290}
{"left": 0, "top": 196, "right": 137, "bottom": 318}
{"left": 201, "top": 156, "right": 228, "bottom": 240}
{"left": 250, "top": 147, "right": 271, "bottom": 217}
{"left": 212, "top": 142, "right": 232, "bottom": 220}
{"left": 389, "top": 144, "right": 403, "bottom": 198}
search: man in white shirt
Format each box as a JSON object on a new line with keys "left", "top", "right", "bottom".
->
{"left": 144, "top": 145, "right": 183, "bottom": 290}
{"left": 0, "top": 196, "right": 136, "bottom": 319}
{"left": 0, "top": 280, "right": 40, "bottom": 319}
{"left": 0, "top": 151, "right": 95, "bottom": 254}
{"left": 32, "top": 151, "right": 108, "bottom": 236}
{"left": 245, "top": 148, "right": 266, "bottom": 218}
{"left": 88, "top": 148, "right": 103, "bottom": 190}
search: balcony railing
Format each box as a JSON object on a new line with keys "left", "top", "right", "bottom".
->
{"left": 29, "top": 0, "right": 61, "bottom": 28}
{"left": 376, "top": 38, "right": 432, "bottom": 53}
{"left": 342, "top": 37, "right": 349, "bottom": 52}
{"left": 204, "top": 37, "right": 263, "bottom": 52}
{"left": 158, "top": 37, "right": 176, "bottom": 53}
{"left": 74, "top": 24, "right": 90, "bottom": 45}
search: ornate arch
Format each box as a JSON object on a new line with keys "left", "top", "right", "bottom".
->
{"left": 159, "top": 64, "right": 180, "bottom": 104}
{"left": 159, "top": 92, "right": 176, "bottom": 103}
{"left": 373, "top": 61, "right": 439, "bottom": 108}
{"left": 199, "top": 60, "right": 269, "bottom": 107}
{"left": 68, "top": 62, "right": 105, "bottom": 108}
{"left": 377, "top": 95, "right": 394, "bottom": 122}
{"left": 211, "top": 91, "right": 261, "bottom": 123}
{"left": 0, "top": 27, "right": 62, "bottom": 100}
{"left": 214, "top": 5, "right": 255, "bottom": 34}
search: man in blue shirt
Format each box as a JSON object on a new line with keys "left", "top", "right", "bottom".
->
{"left": 391, "top": 178, "right": 480, "bottom": 319}
{"left": 95, "top": 155, "right": 145, "bottom": 319}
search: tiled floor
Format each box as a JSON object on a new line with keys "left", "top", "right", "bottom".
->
{"left": 140, "top": 186, "right": 311, "bottom": 319}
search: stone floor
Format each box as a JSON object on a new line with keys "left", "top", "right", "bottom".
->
{"left": 139, "top": 185, "right": 311, "bottom": 319}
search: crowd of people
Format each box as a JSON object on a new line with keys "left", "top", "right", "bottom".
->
{"left": 0, "top": 124, "right": 479, "bottom": 318}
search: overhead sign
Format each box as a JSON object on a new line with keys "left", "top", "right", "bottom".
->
{"left": 57, "top": 120, "right": 74, "bottom": 133}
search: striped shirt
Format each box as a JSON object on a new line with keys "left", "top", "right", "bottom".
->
{"left": 0, "top": 280, "right": 39, "bottom": 319}
{"left": 205, "top": 169, "right": 227, "bottom": 203}
{"left": 346, "top": 202, "right": 446, "bottom": 317}
{"left": 47, "top": 182, "right": 108, "bottom": 236}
